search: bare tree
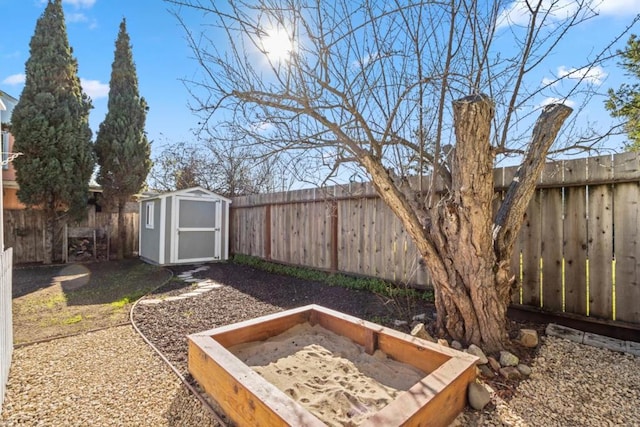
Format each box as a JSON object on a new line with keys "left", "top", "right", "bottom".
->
{"left": 148, "top": 141, "right": 210, "bottom": 191}
{"left": 149, "top": 137, "right": 299, "bottom": 196}
{"left": 167, "top": 0, "right": 637, "bottom": 351}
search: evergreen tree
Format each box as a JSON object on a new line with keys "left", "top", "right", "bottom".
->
{"left": 11, "top": 0, "right": 94, "bottom": 264}
{"left": 95, "top": 18, "right": 151, "bottom": 259}
{"left": 606, "top": 34, "right": 640, "bottom": 151}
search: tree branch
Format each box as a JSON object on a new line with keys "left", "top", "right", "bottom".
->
{"left": 494, "top": 103, "right": 573, "bottom": 260}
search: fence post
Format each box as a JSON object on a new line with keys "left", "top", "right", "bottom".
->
{"left": 265, "top": 204, "right": 272, "bottom": 260}
{"left": 1, "top": 247, "right": 13, "bottom": 410}
{"left": 330, "top": 200, "right": 338, "bottom": 272}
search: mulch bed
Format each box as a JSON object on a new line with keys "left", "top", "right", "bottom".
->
{"left": 132, "top": 262, "right": 544, "bottom": 409}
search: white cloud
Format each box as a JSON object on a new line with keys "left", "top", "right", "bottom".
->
{"left": 66, "top": 12, "right": 88, "bottom": 23}
{"left": 539, "top": 97, "right": 576, "bottom": 108}
{"left": 557, "top": 65, "right": 607, "bottom": 85}
{"left": 497, "top": 0, "right": 640, "bottom": 30}
{"left": 541, "top": 76, "right": 556, "bottom": 87}
{"left": 2, "top": 74, "right": 25, "bottom": 85}
{"left": 596, "top": 0, "right": 640, "bottom": 16}
{"left": 63, "top": 0, "right": 96, "bottom": 8}
{"left": 497, "top": 0, "right": 579, "bottom": 29}
{"left": 80, "top": 78, "right": 109, "bottom": 99}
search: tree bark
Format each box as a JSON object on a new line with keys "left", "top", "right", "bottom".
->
{"left": 117, "top": 198, "right": 126, "bottom": 260}
{"left": 43, "top": 198, "right": 56, "bottom": 264}
{"left": 426, "top": 95, "right": 509, "bottom": 352}
{"left": 494, "top": 103, "right": 573, "bottom": 261}
{"left": 44, "top": 213, "right": 54, "bottom": 264}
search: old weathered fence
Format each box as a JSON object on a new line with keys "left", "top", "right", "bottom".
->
{"left": 231, "top": 152, "right": 640, "bottom": 325}
{"left": 0, "top": 247, "right": 13, "bottom": 410}
{"left": 3, "top": 207, "right": 139, "bottom": 264}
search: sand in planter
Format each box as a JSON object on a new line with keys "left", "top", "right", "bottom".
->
{"left": 229, "top": 323, "right": 427, "bottom": 426}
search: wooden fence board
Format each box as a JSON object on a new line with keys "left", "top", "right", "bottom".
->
{"left": 540, "top": 187, "right": 564, "bottom": 312}
{"left": 563, "top": 186, "right": 588, "bottom": 316}
{"left": 613, "top": 181, "right": 640, "bottom": 323}
{"left": 520, "top": 190, "right": 542, "bottom": 306}
{"left": 587, "top": 184, "right": 614, "bottom": 319}
{"left": 587, "top": 154, "right": 614, "bottom": 319}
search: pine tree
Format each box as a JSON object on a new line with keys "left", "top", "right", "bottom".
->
{"left": 11, "top": 0, "right": 94, "bottom": 264}
{"left": 95, "top": 18, "right": 151, "bottom": 259}
{"left": 606, "top": 34, "right": 640, "bottom": 151}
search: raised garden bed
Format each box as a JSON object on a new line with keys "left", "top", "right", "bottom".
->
{"left": 188, "top": 304, "right": 478, "bottom": 426}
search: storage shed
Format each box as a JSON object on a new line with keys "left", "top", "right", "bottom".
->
{"left": 139, "top": 187, "right": 231, "bottom": 265}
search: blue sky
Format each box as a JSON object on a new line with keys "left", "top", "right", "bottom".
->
{"left": 1, "top": 0, "right": 640, "bottom": 159}
{"left": 0, "top": 0, "right": 203, "bottom": 151}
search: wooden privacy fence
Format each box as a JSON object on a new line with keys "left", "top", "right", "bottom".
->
{"left": 3, "top": 207, "right": 139, "bottom": 264}
{"left": 231, "top": 151, "right": 640, "bottom": 325}
{"left": 0, "top": 247, "right": 13, "bottom": 410}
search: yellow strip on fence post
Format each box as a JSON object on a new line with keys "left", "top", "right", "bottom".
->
{"left": 586, "top": 258, "right": 590, "bottom": 317}
{"left": 612, "top": 258, "right": 616, "bottom": 321}
{"left": 539, "top": 257, "right": 544, "bottom": 308}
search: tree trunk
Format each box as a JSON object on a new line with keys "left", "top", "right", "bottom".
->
{"left": 43, "top": 198, "right": 57, "bottom": 264}
{"left": 362, "top": 95, "right": 571, "bottom": 353}
{"left": 117, "top": 199, "right": 126, "bottom": 260}
{"left": 425, "top": 95, "right": 510, "bottom": 352}
{"left": 44, "top": 212, "right": 54, "bottom": 264}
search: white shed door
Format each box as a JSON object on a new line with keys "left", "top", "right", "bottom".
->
{"left": 174, "top": 196, "right": 222, "bottom": 263}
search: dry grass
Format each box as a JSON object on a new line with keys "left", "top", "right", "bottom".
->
{"left": 12, "top": 259, "right": 171, "bottom": 345}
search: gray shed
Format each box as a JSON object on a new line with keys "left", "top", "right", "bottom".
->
{"left": 139, "top": 187, "right": 231, "bottom": 265}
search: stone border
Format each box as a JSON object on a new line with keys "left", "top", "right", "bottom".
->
{"left": 546, "top": 323, "right": 640, "bottom": 356}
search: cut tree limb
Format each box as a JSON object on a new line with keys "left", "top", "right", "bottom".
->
{"left": 493, "top": 103, "right": 573, "bottom": 260}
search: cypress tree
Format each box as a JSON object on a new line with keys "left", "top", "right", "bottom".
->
{"left": 11, "top": 0, "right": 94, "bottom": 264}
{"left": 606, "top": 34, "right": 640, "bottom": 151}
{"left": 95, "top": 18, "right": 151, "bottom": 259}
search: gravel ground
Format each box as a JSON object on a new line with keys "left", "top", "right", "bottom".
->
{"left": 0, "top": 326, "right": 216, "bottom": 427}
{"left": 455, "top": 335, "right": 640, "bottom": 426}
{"left": 3, "top": 261, "right": 638, "bottom": 426}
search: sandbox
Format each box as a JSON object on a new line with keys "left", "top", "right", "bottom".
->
{"left": 188, "top": 305, "right": 478, "bottom": 426}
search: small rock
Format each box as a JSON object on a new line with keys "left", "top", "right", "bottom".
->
{"left": 412, "top": 313, "right": 427, "bottom": 321}
{"left": 451, "top": 340, "right": 463, "bottom": 350}
{"left": 393, "top": 319, "right": 408, "bottom": 327}
{"left": 499, "top": 351, "right": 519, "bottom": 367}
{"left": 410, "top": 323, "right": 436, "bottom": 342}
{"left": 517, "top": 364, "right": 532, "bottom": 376}
{"left": 518, "top": 329, "right": 539, "bottom": 348}
{"left": 477, "top": 364, "right": 495, "bottom": 378}
{"left": 466, "top": 344, "right": 488, "bottom": 365}
{"left": 437, "top": 339, "right": 450, "bottom": 348}
{"left": 487, "top": 356, "right": 501, "bottom": 372}
{"left": 499, "top": 366, "right": 521, "bottom": 380}
{"left": 467, "top": 382, "right": 491, "bottom": 410}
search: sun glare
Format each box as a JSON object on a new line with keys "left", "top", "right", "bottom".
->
{"left": 262, "top": 28, "right": 294, "bottom": 61}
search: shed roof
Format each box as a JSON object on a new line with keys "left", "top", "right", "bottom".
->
{"left": 141, "top": 186, "right": 232, "bottom": 203}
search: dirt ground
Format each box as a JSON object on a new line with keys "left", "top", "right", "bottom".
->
{"left": 12, "top": 259, "right": 171, "bottom": 345}
{"left": 133, "top": 262, "right": 543, "bottom": 403}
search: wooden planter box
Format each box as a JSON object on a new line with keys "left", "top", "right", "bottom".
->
{"left": 188, "top": 305, "right": 478, "bottom": 426}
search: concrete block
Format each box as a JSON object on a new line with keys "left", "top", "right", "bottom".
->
{"left": 626, "top": 341, "right": 640, "bottom": 357}
{"left": 583, "top": 332, "right": 626, "bottom": 353}
{"left": 545, "top": 323, "right": 584, "bottom": 343}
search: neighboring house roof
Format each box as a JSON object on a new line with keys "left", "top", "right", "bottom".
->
{"left": 0, "top": 90, "right": 18, "bottom": 124}
{"left": 141, "top": 186, "right": 232, "bottom": 203}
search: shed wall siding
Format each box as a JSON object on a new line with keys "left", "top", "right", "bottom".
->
{"left": 164, "top": 196, "right": 173, "bottom": 263}
{"left": 140, "top": 199, "right": 161, "bottom": 264}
